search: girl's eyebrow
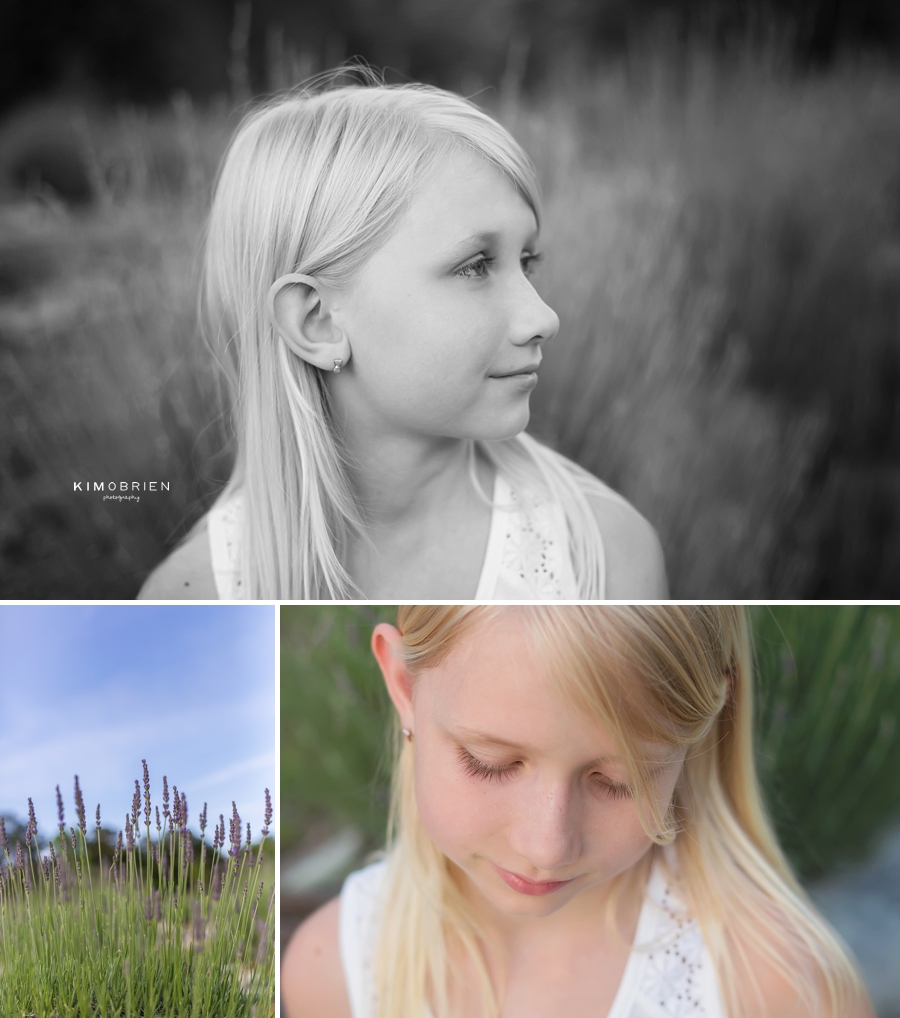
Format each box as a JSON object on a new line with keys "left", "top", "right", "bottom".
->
{"left": 448, "top": 723, "right": 675, "bottom": 771}
{"left": 443, "top": 226, "right": 539, "bottom": 262}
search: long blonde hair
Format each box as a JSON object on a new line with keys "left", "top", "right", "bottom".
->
{"left": 374, "top": 605, "right": 866, "bottom": 1018}
{"left": 203, "top": 71, "right": 610, "bottom": 598}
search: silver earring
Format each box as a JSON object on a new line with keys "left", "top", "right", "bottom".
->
{"left": 332, "top": 358, "right": 343, "bottom": 374}
{"left": 401, "top": 727, "right": 413, "bottom": 742}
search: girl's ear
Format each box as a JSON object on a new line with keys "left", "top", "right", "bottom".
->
{"left": 267, "top": 273, "right": 351, "bottom": 371}
{"left": 372, "top": 624, "right": 415, "bottom": 732}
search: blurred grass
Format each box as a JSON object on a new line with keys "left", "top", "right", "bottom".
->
{"left": 280, "top": 605, "right": 397, "bottom": 852}
{"left": 1, "top": 48, "right": 899, "bottom": 596}
{"left": 280, "top": 605, "right": 900, "bottom": 883}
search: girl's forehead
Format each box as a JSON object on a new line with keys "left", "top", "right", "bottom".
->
{"left": 414, "top": 611, "right": 683, "bottom": 769}
{"left": 416, "top": 614, "right": 591, "bottom": 734}
{"left": 397, "top": 150, "right": 537, "bottom": 244}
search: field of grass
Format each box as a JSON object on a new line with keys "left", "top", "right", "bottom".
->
{"left": 0, "top": 764, "right": 275, "bottom": 1017}
{"left": 1, "top": 50, "right": 899, "bottom": 597}
{"left": 280, "top": 604, "right": 900, "bottom": 884}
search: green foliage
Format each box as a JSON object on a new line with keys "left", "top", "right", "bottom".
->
{"left": 280, "top": 605, "right": 396, "bottom": 851}
{"left": 752, "top": 605, "right": 900, "bottom": 880}
{"left": 0, "top": 770, "right": 275, "bottom": 1018}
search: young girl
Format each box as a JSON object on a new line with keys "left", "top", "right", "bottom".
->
{"left": 139, "top": 72, "right": 667, "bottom": 599}
{"left": 282, "top": 605, "right": 872, "bottom": 1018}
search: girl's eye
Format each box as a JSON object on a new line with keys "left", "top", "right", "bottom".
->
{"left": 521, "top": 252, "right": 543, "bottom": 276}
{"left": 593, "top": 775, "right": 633, "bottom": 801}
{"left": 458, "top": 747, "right": 519, "bottom": 783}
{"left": 456, "top": 255, "right": 493, "bottom": 280}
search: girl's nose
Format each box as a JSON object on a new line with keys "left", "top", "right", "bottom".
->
{"left": 509, "top": 279, "right": 560, "bottom": 348}
{"left": 507, "top": 784, "right": 581, "bottom": 874}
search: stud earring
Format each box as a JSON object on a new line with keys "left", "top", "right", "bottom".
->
{"left": 332, "top": 358, "right": 343, "bottom": 374}
{"left": 401, "top": 727, "right": 413, "bottom": 742}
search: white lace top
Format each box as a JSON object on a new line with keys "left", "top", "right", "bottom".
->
{"left": 206, "top": 467, "right": 624, "bottom": 600}
{"left": 339, "top": 856, "right": 725, "bottom": 1018}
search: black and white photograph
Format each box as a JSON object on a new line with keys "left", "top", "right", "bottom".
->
{"left": 3, "top": 1, "right": 899, "bottom": 599}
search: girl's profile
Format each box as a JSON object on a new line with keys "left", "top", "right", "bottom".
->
{"left": 282, "top": 605, "right": 872, "bottom": 1018}
{"left": 138, "top": 71, "right": 666, "bottom": 600}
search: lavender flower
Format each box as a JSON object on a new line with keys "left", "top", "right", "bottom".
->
{"left": 0, "top": 816, "right": 8, "bottom": 854}
{"left": 131, "top": 780, "right": 141, "bottom": 828}
{"left": 199, "top": 802, "right": 208, "bottom": 836}
{"left": 74, "top": 775, "right": 86, "bottom": 835}
{"left": 172, "top": 785, "right": 182, "bottom": 827}
{"left": 263, "top": 788, "right": 272, "bottom": 837}
{"left": 162, "top": 775, "right": 170, "bottom": 820}
{"left": 26, "top": 797, "right": 37, "bottom": 847}
{"left": 96, "top": 804, "right": 101, "bottom": 831}
{"left": 181, "top": 791, "right": 188, "bottom": 828}
{"left": 125, "top": 814, "right": 134, "bottom": 852}
{"left": 56, "top": 784, "right": 65, "bottom": 838}
{"left": 229, "top": 803, "right": 241, "bottom": 859}
{"left": 142, "top": 759, "right": 151, "bottom": 827}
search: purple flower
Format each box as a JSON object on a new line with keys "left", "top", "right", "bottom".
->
{"left": 172, "top": 785, "right": 182, "bottom": 827}
{"left": 131, "top": 780, "right": 141, "bottom": 828}
{"left": 199, "top": 802, "right": 208, "bottom": 836}
{"left": 262, "top": 788, "right": 272, "bottom": 836}
{"left": 74, "top": 776, "right": 86, "bottom": 835}
{"left": 125, "top": 814, "right": 134, "bottom": 852}
{"left": 229, "top": 802, "right": 242, "bottom": 859}
{"left": 162, "top": 776, "right": 170, "bottom": 820}
{"left": 56, "top": 785, "right": 65, "bottom": 837}
{"left": 142, "top": 759, "right": 151, "bottom": 827}
{"left": 96, "top": 804, "right": 101, "bottom": 830}
{"left": 26, "top": 797, "right": 37, "bottom": 846}
{"left": 0, "top": 816, "right": 8, "bottom": 854}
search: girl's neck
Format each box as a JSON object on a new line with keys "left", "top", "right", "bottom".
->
{"left": 339, "top": 425, "right": 489, "bottom": 530}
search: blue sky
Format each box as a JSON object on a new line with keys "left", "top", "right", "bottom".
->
{"left": 0, "top": 605, "right": 275, "bottom": 845}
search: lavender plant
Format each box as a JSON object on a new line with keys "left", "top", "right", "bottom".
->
{"left": 0, "top": 762, "right": 274, "bottom": 1017}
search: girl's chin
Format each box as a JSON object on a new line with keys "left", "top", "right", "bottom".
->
{"left": 472, "top": 405, "right": 531, "bottom": 443}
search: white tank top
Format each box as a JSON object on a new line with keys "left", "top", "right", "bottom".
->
{"left": 206, "top": 471, "right": 592, "bottom": 599}
{"left": 338, "top": 856, "right": 725, "bottom": 1018}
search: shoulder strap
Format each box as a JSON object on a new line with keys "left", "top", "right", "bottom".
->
{"left": 339, "top": 862, "right": 388, "bottom": 1018}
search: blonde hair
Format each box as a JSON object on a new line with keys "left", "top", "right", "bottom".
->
{"left": 375, "top": 605, "right": 866, "bottom": 1018}
{"left": 203, "top": 70, "right": 609, "bottom": 598}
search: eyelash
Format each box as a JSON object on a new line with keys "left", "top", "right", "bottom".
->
{"left": 455, "top": 252, "right": 543, "bottom": 280}
{"left": 457, "top": 747, "right": 633, "bottom": 799}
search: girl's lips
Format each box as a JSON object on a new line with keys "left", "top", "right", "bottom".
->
{"left": 490, "top": 862, "right": 574, "bottom": 896}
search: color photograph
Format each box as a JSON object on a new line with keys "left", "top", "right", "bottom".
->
{"left": 0, "top": 603, "right": 277, "bottom": 1018}
{"left": 281, "top": 603, "right": 900, "bottom": 1018}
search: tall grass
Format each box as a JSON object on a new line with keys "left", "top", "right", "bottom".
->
{"left": 1, "top": 48, "right": 898, "bottom": 596}
{"left": 0, "top": 763, "right": 275, "bottom": 1017}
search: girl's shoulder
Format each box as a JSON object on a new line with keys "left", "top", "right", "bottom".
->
{"left": 282, "top": 895, "right": 352, "bottom": 1018}
{"left": 732, "top": 940, "right": 874, "bottom": 1018}
{"left": 517, "top": 438, "right": 668, "bottom": 598}
{"left": 583, "top": 486, "right": 668, "bottom": 599}
{"left": 137, "top": 523, "right": 218, "bottom": 600}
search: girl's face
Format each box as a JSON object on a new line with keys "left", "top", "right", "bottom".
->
{"left": 398, "top": 613, "right": 684, "bottom": 924}
{"left": 330, "top": 150, "right": 560, "bottom": 443}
